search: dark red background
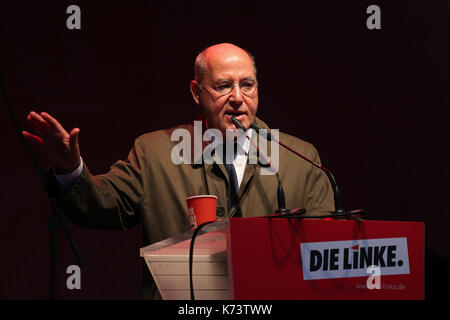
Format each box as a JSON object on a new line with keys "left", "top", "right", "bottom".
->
{"left": 0, "top": 1, "right": 448, "bottom": 299}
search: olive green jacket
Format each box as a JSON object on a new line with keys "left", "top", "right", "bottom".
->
{"left": 46, "top": 117, "right": 334, "bottom": 299}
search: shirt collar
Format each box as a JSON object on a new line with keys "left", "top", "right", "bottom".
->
{"left": 236, "top": 128, "right": 253, "bottom": 156}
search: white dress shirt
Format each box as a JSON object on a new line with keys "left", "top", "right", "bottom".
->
{"left": 233, "top": 129, "right": 253, "bottom": 187}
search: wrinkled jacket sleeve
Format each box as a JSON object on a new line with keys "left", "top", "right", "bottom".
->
{"left": 45, "top": 139, "right": 146, "bottom": 230}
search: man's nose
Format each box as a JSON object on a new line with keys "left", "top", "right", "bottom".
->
{"left": 229, "top": 84, "right": 243, "bottom": 109}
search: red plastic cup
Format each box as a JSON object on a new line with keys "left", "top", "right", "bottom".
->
{"left": 186, "top": 195, "right": 217, "bottom": 229}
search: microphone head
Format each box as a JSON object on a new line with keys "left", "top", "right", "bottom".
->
{"left": 231, "top": 117, "right": 247, "bottom": 131}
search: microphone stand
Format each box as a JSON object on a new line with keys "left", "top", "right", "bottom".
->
{"left": 249, "top": 123, "right": 366, "bottom": 219}
{"left": 231, "top": 117, "right": 303, "bottom": 216}
{"left": 0, "top": 67, "right": 84, "bottom": 300}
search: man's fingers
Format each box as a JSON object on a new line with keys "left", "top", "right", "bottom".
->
{"left": 27, "top": 115, "right": 51, "bottom": 140}
{"left": 27, "top": 111, "right": 69, "bottom": 143}
{"left": 24, "top": 112, "right": 80, "bottom": 170}
{"left": 22, "top": 131, "right": 51, "bottom": 170}
{"left": 27, "top": 111, "right": 53, "bottom": 137}
{"left": 22, "top": 130, "right": 43, "bottom": 146}
{"left": 29, "top": 111, "right": 51, "bottom": 129}
{"left": 40, "top": 112, "right": 67, "bottom": 134}
{"left": 69, "top": 128, "right": 80, "bottom": 151}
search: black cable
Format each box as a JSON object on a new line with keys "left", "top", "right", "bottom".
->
{"left": 189, "top": 220, "right": 217, "bottom": 300}
{"left": 264, "top": 209, "right": 367, "bottom": 220}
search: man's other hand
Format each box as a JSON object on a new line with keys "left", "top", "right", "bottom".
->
{"left": 22, "top": 111, "right": 81, "bottom": 174}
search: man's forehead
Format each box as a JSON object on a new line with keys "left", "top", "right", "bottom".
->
{"left": 203, "top": 49, "right": 255, "bottom": 79}
{"left": 205, "top": 46, "right": 252, "bottom": 65}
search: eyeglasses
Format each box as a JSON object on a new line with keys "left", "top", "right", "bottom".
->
{"left": 199, "top": 79, "right": 258, "bottom": 99}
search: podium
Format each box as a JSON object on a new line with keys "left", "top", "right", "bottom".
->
{"left": 140, "top": 218, "right": 424, "bottom": 300}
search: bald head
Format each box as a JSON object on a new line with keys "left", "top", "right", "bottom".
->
{"left": 194, "top": 43, "right": 257, "bottom": 84}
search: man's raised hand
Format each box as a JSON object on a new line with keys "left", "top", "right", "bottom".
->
{"left": 22, "top": 111, "right": 81, "bottom": 174}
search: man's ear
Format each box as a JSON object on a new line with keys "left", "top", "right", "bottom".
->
{"left": 189, "top": 80, "right": 201, "bottom": 105}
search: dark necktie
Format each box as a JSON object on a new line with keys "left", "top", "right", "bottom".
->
{"left": 224, "top": 163, "right": 239, "bottom": 213}
{"left": 223, "top": 143, "right": 239, "bottom": 215}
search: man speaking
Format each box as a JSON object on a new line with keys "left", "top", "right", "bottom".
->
{"left": 22, "top": 43, "right": 334, "bottom": 299}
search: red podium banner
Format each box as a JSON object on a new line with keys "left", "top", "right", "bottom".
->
{"left": 227, "top": 218, "right": 424, "bottom": 300}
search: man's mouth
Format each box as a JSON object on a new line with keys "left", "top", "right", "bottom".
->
{"left": 225, "top": 111, "right": 246, "bottom": 118}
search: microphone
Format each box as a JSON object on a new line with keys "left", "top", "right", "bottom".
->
{"left": 231, "top": 117, "right": 289, "bottom": 214}
{"left": 249, "top": 122, "right": 362, "bottom": 217}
